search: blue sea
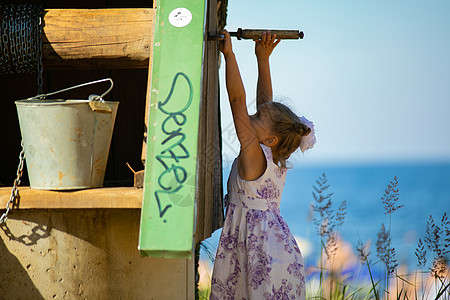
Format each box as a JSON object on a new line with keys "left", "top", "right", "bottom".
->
{"left": 201, "top": 162, "right": 450, "bottom": 274}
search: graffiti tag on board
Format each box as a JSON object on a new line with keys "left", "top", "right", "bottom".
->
{"left": 154, "top": 72, "right": 193, "bottom": 223}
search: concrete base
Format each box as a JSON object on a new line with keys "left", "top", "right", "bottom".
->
{"left": 0, "top": 209, "right": 194, "bottom": 300}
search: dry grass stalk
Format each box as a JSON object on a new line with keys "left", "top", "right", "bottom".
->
{"left": 312, "top": 173, "right": 347, "bottom": 260}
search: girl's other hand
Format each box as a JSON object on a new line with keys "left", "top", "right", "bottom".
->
{"left": 254, "top": 31, "right": 280, "bottom": 60}
{"left": 219, "top": 30, "right": 233, "bottom": 56}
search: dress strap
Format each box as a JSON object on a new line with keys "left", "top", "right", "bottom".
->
{"left": 260, "top": 144, "right": 275, "bottom": 166}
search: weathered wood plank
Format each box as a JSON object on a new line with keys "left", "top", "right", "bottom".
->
{"left": 0, "top": 187, "right": 142, "bottom": 209}
{"left": 140, "top": 6, "right": 156, "bottom": 163}
{"left": 194, "top": 0, "right": 224, "bottom": 244}
{"left": 42, "top": 8, "right": 154, "bottom": 69}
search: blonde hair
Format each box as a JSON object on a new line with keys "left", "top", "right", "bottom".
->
{"left": 264, "top": 102, "right": 311, "bottom": 168}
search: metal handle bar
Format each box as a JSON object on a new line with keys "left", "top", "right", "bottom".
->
{"left": 209, "top": 28, "right": 304, "bottom": 41}
{"left": 29, "top": 78, "right": 114, "bottom": 101}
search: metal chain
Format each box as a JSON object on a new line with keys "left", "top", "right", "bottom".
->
{"left": 0, "top": 141, "right": 25, "bottom": 224}
{"left": 0, "top": 4, "right": 42, "bottom": 223}
{"left": 0, "top": 4, "right": 42, "bottom": 76}
{"left": 37, "top": 15, "right": 43, "bottom": 94}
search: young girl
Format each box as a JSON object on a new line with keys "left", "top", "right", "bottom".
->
{"left": 210, "top": 30, "right": 316, "bottom": 299}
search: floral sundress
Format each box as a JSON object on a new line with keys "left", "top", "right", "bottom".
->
{"left": 210, "top": 144, "right": 305, "bottom": 300}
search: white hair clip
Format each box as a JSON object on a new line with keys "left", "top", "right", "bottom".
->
{"left": 299, "top": 116, "right": 316, "bottom": 152}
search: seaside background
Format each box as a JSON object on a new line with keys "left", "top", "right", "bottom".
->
{"left": 201, "top": 163, "right": 450, "bottom": 280}
{"left": 201, "top": 163, "right": 450, "bottom": 270}
{"left": 200, "top": 0, "right": 450, "bottom": 289}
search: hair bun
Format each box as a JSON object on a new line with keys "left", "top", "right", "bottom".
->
{"left": 293, "top": 122, "right": 311, "bottom": 137}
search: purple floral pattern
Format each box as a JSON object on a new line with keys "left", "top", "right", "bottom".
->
{"left": 274, "top": 166, "right": 287, "bottom": 179}
{"left": 220, "top": 226, "right": 240, "bottom": 252}
{"left": 246, "top": 210, "right": 268, "bottom": 232}
{"left": 247, "top": 245, "right": 273, "bottom": 290}
{"left": 287, "top": 262, "right": 305, "bottom": 280}
{"left": 211, "top": 144, "right": 305, "bottom": 300}
{"left": 257, "top": 178, "right": 280, "bottom": 200}
{"left": 263, "top": 279, "right": 295, "bottom": 300}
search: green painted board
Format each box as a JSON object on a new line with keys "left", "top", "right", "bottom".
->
{"left": 138, "top": 1, "right": 206, "bottom": 258}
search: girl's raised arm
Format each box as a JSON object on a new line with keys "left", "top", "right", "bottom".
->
{"left": 220, "top": 31, "right": 245, "bottom": 104}
{"left": 255, "top": 32, "right": 280, "bottom": 109}
{"left": 220, "top": 30, "right": 266, "bottom": 181}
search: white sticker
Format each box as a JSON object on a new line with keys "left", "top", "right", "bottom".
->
{"left": 168, "top": 8, "right": 192, "bottom": 28}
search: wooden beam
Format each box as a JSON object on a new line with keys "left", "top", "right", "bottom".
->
{"left": 194, "top": 0, "right": 224, "bottom": 244}
{"left": 0, "top": 187, "right": 142, "bottom": 209}
{"left": 42, "top": 9, "right": 154, "bottom": 69}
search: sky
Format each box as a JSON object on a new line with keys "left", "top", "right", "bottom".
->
{"left": 218, "top": 0, "right": 450, "bottom": 166}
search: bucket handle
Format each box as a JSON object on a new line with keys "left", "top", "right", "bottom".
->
{"left": 29, "top": 78, "right": 114, "bottom": 101}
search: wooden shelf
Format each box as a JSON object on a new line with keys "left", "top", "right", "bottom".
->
{"left": 0, "top": 187, "right": 142, "bottom": 209}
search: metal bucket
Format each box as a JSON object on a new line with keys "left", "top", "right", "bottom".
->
{"left": 15, "top": 79, "right": 119, "bottom": 190}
